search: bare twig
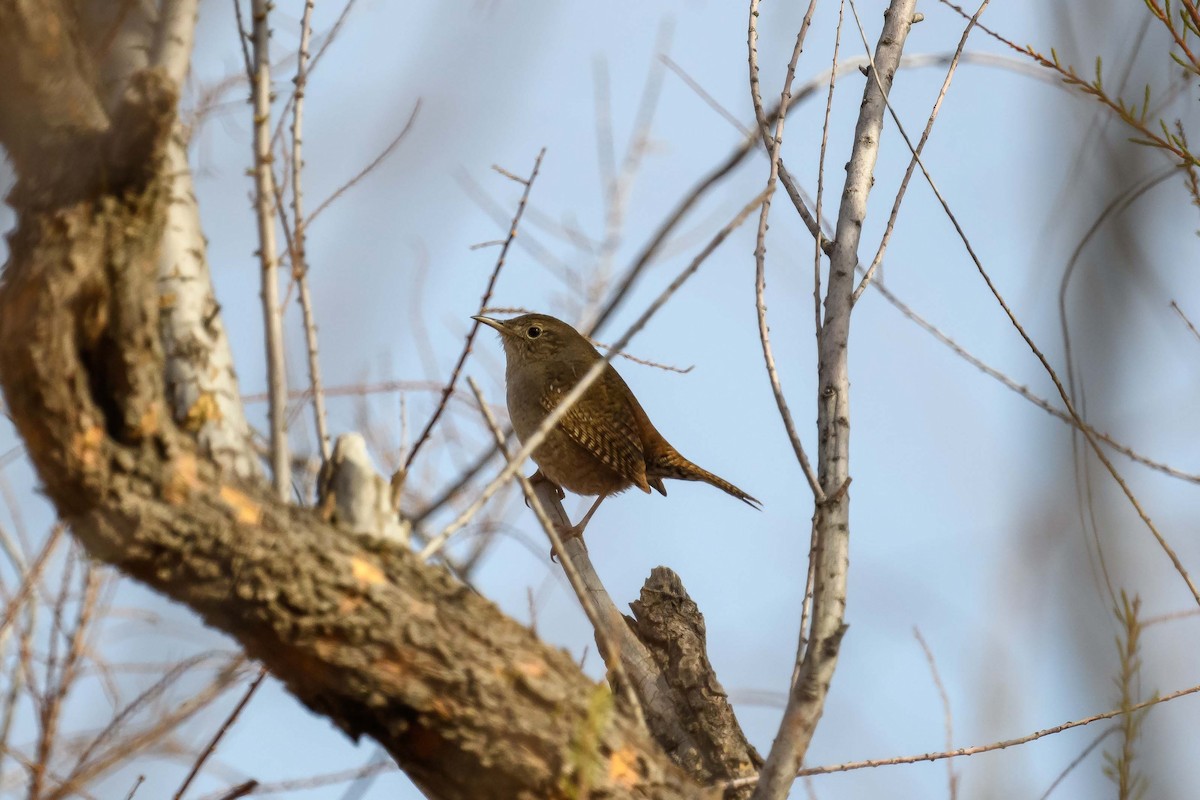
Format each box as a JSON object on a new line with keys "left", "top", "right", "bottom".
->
{"left": 56, "top": 662, "right": 247, "bottom": 798}
{"left": 289, "top": 0, "right": 331, "bottom": 462}
{"left": 852, "top": 1, "right": 988, "bottom": 304}
{"left": 588, "top": 342, "right": 693, "bottom": 374}
{"left": 249, "top": 0, "right": 291, "bottom": 500}
{"left": 306, "top": 101, "right": 421, "bottom": 225}
{"left": 583, "top": 24, "right": 671, "bottom": 326}
{"left": 588, "top": 130, "right": 760, "bottom": 335}
{"left": 1056, "top": 168, "right": 1177, "bottom": 610}
{"left": 269, "top": 0, "right": 362, "bottom": 150}
{"left": 0, "top": 526, "right": 64, "bottom": 639}
{"left": 750, "top": 4, "right": 920, "bottom": 798}
{"left": 404, "top": 148, "right": 545, "bottom": 473}
{"left": 29, "top": 550, "right": 88, "bottom": 800}
{"left": 173, "top": 667, "right": 268, "bottom": 800}
{"left": 862, "top": 4, "right": 1200, "bottom": 607}
{"left": 420, "top": 188, "right": 767, "bottom": 559}
{"left": 749, "top": 0, "right": 824, "bottom": 505}
{"left": 914, "top": 628, "right": 957, "bottom": 800}
{"left": 869, "top": 280, "right": 1200, "bottom": 483}
{"left": 213, "top": 781, "right": 258, "bottom": 800}
{"left": 196, "top": 759, "right": 392, "bottom": 798}
{"left": 724, "top": 682, "right": 1200, "bottom": 788}
{"left": 1035, "top": 729, "right": 1115, "bottom": 800}
{"left": 812, "top": 0, "right": 845, "bottom": 345}
{"left": 1171, "top": 300, "right": 1200, "bottom": 345}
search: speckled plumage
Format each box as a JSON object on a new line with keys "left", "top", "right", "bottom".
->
{"left": 474, "top": 313, "right": 760, "bottom": 513}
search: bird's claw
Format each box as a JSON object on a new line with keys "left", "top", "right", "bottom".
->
{"left": 526, "top": 470, "right": 565, "bottom": 508}
{"left": 550, "top": 522, "right": 588, "bottom": 562}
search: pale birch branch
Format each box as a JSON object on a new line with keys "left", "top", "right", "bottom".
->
{"left": 749, "top": 3, "right": 919, "bottom": 798}
{"left": 249, "top": 0, "right": 292, "bottom": 499}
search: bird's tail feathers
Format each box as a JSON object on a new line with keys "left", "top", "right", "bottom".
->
{"left": 649, "top": 451, "right": 761, "bottom": 509}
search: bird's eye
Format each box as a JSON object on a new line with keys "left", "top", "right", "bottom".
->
{"left": 526, "top": 326, "right": 542, "bottom": 339}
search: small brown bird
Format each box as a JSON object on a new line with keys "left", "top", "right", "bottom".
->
{"left": 473, "top": 313, "right": 759, "bottom": 536}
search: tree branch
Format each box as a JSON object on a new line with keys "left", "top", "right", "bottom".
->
{"left": 0, "top": 11, "right": 720, "bottom": 795}
{"left": 749, "top": 2, "right": 919, "bottom": 798}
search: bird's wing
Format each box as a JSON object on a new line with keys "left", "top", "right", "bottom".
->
{"left": 541, "top": 366, "right": 651, "bottom": 492}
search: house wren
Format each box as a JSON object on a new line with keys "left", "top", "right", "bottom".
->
{"left": 473, "top": 313, "right": 759, "bottom": 535}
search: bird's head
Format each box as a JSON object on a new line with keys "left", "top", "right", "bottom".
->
{"left": 471, "top": 313, "right": 595, "bottom": 368}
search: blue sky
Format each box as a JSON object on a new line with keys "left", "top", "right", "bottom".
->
{"left": 3, "top": 1, "right": 1200, "bottom": 797}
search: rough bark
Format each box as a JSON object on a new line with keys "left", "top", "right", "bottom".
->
{"left": 629, "top": 568, "right": 762, "bottom": 799}
{"left": 0, "top": 4, "right": 720, "bottom": 797}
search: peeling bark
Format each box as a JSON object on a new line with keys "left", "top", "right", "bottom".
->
{"left": 0, "top": 5, "right": 724, "bottom": 797}
{"left": 158, "top": 124, "right": 264, "bottom": 480}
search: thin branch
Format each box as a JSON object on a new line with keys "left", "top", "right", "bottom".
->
{"left": 196, "top": 759, "right": 392, "bottom": 799}
{"left": 420, "top": 188, "right": 768, "bottom": 560}
{"left": 66, "top": 653, "right": 244, "bottom": 785}
{"left": 749, "top": 4, "right": 919, "bottom": 798}
{"left": 306, "top": 101, "right": 422, "bottom": 225}
{"left": 404, "top": 148, "right": 545, "bottom": 473}
{"left": 123, "top": 776, "right": 145, "bottom": 800}
{"left": 172, "top": 667, "right": 268, "bottom": 800}
{"left": 0, "top": 526, "right": 64, "bottom": 639}
{"left": 588, "top": 130, "right": 760, "bottom": 335}
{"left": 862, "top": 3, "right": 1200, "bottom": 608}
{"left": 1056, "top": 168, "right": 1177, "bottom": 611}
{"left": 865, "top": 280, "right": 1200, "bottom": 482}
{"left": 268, "top": 0, "right": 362, "bottom": 149}
{"left": 812, "top": 0, "right": 845, "bottom": 346}
{"left": 724, "top": 682, "right": 1200, "bottom": 787}
{"left": 249, "top": 0, "right": 291, "bottom": 500}
{"left": 582, "top": 23, "right": 671, "bottom": 327}
{"left": 290, "top": 0, "right": 330, "bottom": 462}
{"left": 914, "top": 628, "right": 957, "bottom": 800}
{"left": 465, "top": 378, "right": 645, "bottom": 728}
{"left": 749, "top": 0, "right": 824, "bottom": 505}
{"left": 852, "top": 1, "right": 988, "bottom": 304}
{"left": 1170, "top": 300, "right": 1200, "bottom": 345}
{"left": 1036, "top": 729, "right": 1115, "bottom": 800}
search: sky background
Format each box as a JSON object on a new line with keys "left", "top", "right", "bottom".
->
{"left": 2, "top": 0, "right": 1200, "bottom": 798}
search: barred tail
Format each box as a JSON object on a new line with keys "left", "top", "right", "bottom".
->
{"left": 648, "top": 450, "right": 761, "bottom": 509}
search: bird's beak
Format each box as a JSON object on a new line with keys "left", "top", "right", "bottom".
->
{"left": 471, "top": 315, "right": 509, "bottom": 336}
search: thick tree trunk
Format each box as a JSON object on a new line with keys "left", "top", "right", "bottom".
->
{"left": 0, "top": 4, "right": 722, "bottom": 797}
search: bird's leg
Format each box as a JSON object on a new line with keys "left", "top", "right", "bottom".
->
{"left": 545, "top": 494, "right": 607, "bottom": 563}
{"left": 569, "top": 494, "right": 607, "bottom": 539}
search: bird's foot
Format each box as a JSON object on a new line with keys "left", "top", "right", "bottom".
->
{"left": 550, "top": 522, "right": 588, "bottom": 562}
{"left": 526, "top": 469, "right": 565, "bottom": 508}
{"left": 549, "top": 495, "right": 605, "bottom": 562}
